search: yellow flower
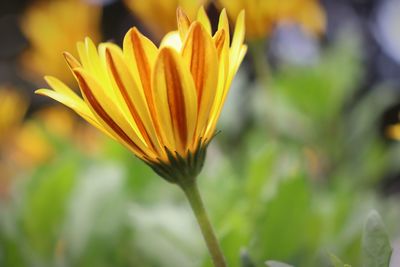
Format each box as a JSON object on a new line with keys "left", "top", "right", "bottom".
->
{"left": 123, "top": 0, "right": 209, "bottom": 40}
{"left": 20, "top": 0, "right": 101, "bottom": 84}
{"left": 0, "top": 87, "right": 27, "bottom": 197}
{"left": 0, "top": 87, "right": 27, "bottom": 144}
{"left": 217, "top": 0, "right": 326, "bottom": 40}
{"left": 387, "top": 123, "right": 400, "bottom": 140}
{"left": 36, "top": 8, "right": 246, "bottom": 183}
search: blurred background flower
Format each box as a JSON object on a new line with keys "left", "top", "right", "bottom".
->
{"left": 0, "top": 87, "right": 27, "bottom": 143}
{"left": 216, "top": 0, "right": 326, "bottom": 40}
{"left": 19, "top": 0, "right": 101, "bottom": 85}
{"left": 123, "top": 0, "right": 209, "bottom": 41}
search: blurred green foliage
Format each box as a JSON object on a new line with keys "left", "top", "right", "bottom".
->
{"left": 1, "top": 32, "right": 400, "bottom": 267}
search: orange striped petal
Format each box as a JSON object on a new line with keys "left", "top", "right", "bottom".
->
{"left": 104, "top": 45, "right": 164, "bottom": 156}
{"left": 123, "top": 27, "right": 158, "bottom": 96}
{"left": 63, "top": 52, "right": 81, "bottom": 69}
{"left": 217, "top": 9, "right": 230, "bottom": 47}
{"left": 181, "top": 22, "right": 218, "bottom": 141}
{"left": 73, "top": 68, "right": 153, "bottom": 159}
{"left": 153, "top": 48, "right": 198, "bottom": 154}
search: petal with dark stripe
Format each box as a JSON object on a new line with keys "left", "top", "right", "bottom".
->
{"left": 105, "top": 46, "right": 164, "bottom": 156}
{"left": 182, "top": 22, "right": 218, "bottom": 140}
{"left": 73, "top": 68, "right": 153, "bottom": 159}
{"left": 153, "top": 48, "right": 197, "bottom": 154}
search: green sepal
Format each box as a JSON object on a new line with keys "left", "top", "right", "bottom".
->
{"left": 143, "top": 138, "right": 211, "bottom": 185}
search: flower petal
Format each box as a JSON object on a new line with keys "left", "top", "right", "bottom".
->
{"left": 73, "top": 68, "right": 154, "bottom": 159}
{"left": 123, "top": 27, "right": 158, "bottom": 96}
{"left": 63, "top": 52, "right": 81, "bottom": 69}
{"left": 153, "top": 47, "right": 198, "bottom": 154}
{"left": 105, "top": 45, "right": 164, "bottom": 157}
{"left": 177, "top": 7, "right": 191, "bottom": 40}
{"left": 196, "top": 6, "right": 211, "bottom": 35}
{"left": 217, "top": 9, "right": 230, "bottom": 47}
{"left": 229, "top": 10, "right": 246, "bottom": 81}
{"left": 181, "top": 22, "right": 218, "bottom": 141}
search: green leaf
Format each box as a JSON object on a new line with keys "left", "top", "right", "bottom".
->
{"left": 251, "top": 175, "right": 312, "bottom": 262}
{"left": 362, "top": 210, "right": 392, "bottom": 267}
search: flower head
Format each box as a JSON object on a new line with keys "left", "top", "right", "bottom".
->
{"left": 217, "top": 0, "right": 326, "bottom": 40}
{"left": 36, "top": 7, "right": 246, "bottom": 183}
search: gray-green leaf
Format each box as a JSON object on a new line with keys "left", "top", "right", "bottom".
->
{"left": 362, "top": 210, "right": 392, "bottom": 267}
{"left": 265, "top": 260, "right": 294, "bottom": 267}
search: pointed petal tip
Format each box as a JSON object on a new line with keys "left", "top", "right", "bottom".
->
{"left": 35, "top": 88, "right": 50, "bottom": 95}
{"left": 84, "top": 36, "right": 92, "bottom": 44}
{"left": 126, "top": 26, "right": 139, "bottom": 36}
{"left": 158, "top": 46, "right": 172, "bottom": 57}
{"left": 63, "top": 51, "right": 81, "bottom": 68}
{"left": 43, "top": 75, "right": 58, "bottom": 86}
{"left": 237, "top": 9, "right": 245, "bottom": 24}
{"left": 198, "top": 5, "right": 206, "bottom": 13}
{"left": 176, "top": 6, "right": 186, "bottom": 17}
{"left": 220, "top": 8, "right": 227, "bottom": 17}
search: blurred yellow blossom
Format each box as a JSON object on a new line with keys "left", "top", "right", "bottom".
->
{"left": 123, "top": 0, "right": 209, "bottom": 40}
{"left": 36, "top": 7, "right": 246, "bottom": 183}
{"left": 0, "top": 87, "right": 27, "bottom": 144}
{"left": 10, "top": 106, "right": 103, "bottom": 169}
{"left": 0, "top": 87, "right": 27, "bottom": 197}
{"left": 20, "top": 0, "right": 101, "bottom": 84}
{"left": 0, "top": 103, "right": 103, "bottom": 193}
{"left": 217, "top": 0, "right": 326, "bottom": 40}
{"left": 387, "top": 123, "right": 400, "bottom": 140}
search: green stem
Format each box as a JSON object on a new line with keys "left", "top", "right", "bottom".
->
{"left": 180, "top": 180, "right": 227, "bottom": 267}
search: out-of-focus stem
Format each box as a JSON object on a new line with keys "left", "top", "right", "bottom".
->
{"left": 248, "top": 39, "right": 270, "bottom": 87}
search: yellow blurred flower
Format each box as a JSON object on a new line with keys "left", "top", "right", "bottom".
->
{"left": 0, "top": 87, "right": 27, "bottom": 198}
{"left": 36, "top": 7, "right": 246, "bottom": 183}
{"left": 217, "top": 0, "right": 326, "bottom": 40}
{"left": 20, "top": 0, "right": 101, "bottom": 84}
{"left": 0, "top": 87, "right": 27, "bottom": 144}
{"left": 10, "top": 106, "right": 103, "bottom": 169}
{"left": 387, "top": 123, "right": 400, "bottom": 140}
{"left": 123, "top": 0, "right": 209, "bottom": 40}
